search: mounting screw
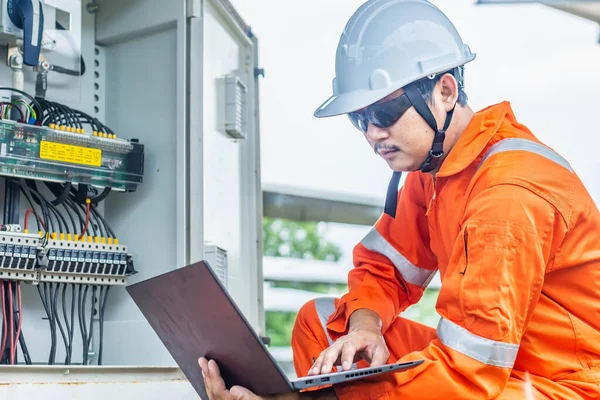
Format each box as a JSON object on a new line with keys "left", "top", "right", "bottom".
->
{"left": 86, "top": 1, "right": 99, "bottom": 13}
{"left": 9, "top": 54, "right": 23, "bottom": 69}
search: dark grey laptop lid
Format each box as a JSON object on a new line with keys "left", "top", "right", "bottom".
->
{"left": 126, "top": 261, "right": 294, "bottom": 398}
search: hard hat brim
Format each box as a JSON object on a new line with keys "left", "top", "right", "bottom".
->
{"left": 313, "top": 86, "right": 398, "bottom": 118}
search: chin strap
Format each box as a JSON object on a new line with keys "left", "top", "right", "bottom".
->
{"left": 403, "top": 84, "right": 456, "bottom": 173}
{"left": 384, "top": 171, "right": 402, "bottom": 218}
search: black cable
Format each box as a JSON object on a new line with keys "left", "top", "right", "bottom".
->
{"left": 53, "top": 283, "right": 68, "bottom": 365}
{"left": 62, "top": 104, "right": 79, "bottom": 129}
{"left": 37, "top": 283, "right": 55, "bottom": 365}
{"left": 81, "top": 284, "right": 89, "bottom": 365}
{"left": 49, "top": 65, "right": 81, "bottom": 77}
{"left": 91, "top": 188, "right": 111, "bottom": 205}
{"left": 69, "top": 284, "right": 75, "bottom": 364}
{"left": 90, "top": 207, "right": 114, "bottom": 238}
{"left": 87, "top": 207, "right": 102, "bottom": 238}
{"left": 44, "top": 182, "right": 71, "bottom": 207}
{"left": 65, "top": 199, "right": 85, "bottom": 234}
{"left": 45, "top": 282, "right": 57, "bottom": 364}
{"left": 0, "top": 102, "right": 25, "bottom": 122}
{"left": 61, "top": 282, "right": 72, "bottom": 365}
{"left": 86, "top": 286, "right": 96, "bottom": 364}
{"left": 53, "top": 102, "right": 70, "bottom": 127}
{"left": 77, "top": 284, "right": 85, "bottom": 365}
{"left": 16, "top": 330, "right": 32, "bottom": 365}
{"left": 44, "top": 182, "right": 77, "bottom": 233}
{"left": 54, "top": 21, "right": 86, "bottom": 77}
{"left": 39, "top": 99, "right": 58, "bottom": 126}
{"left": 74, "top": 111, "right": 100, "bottom": 132}
{"left": 90, "top": 207, "right": 107, "bottom": 239}
{"left": 3, "top": 180, "right": 11, "bottom": 226}
{"left": 11, "top": 281, "right": 18, "bottom": 365}
{"left": 98, "top": 285, "right": 109, "bottom": 365}
{"left": 41, "top": 182, "right": 76, "bottom": 233}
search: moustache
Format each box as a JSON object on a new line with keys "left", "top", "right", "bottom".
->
{"left": 374, "top": 143, "right": 400, "bottom": 155}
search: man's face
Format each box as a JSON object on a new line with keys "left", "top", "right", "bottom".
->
{"left": 360, "top": 83, "right": 450, "bottom": 172}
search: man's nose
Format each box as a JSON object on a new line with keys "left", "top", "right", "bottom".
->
{"left": 366, "top": 123, "right": 391, "bottom": 143}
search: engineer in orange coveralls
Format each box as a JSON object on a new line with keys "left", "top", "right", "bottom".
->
{"left": 199, "top": 0, "right": 600, "bottom": 399}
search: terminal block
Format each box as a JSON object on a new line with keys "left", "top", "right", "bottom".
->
{"left": 38, "top": 238, "right": 135, "bottom": 286}
{"left": 0, "top": 231, "right": 42, "bottom": 282}
{"left": 0, "top": 120, "right": 144, "bottom": 191}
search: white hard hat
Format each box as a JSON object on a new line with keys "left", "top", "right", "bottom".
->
{"left": 314, "top": 0, "right": 476, "bottom": 118}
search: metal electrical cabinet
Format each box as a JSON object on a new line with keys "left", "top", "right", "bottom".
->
{"left": 0, "top": 0, "right": 264, "bottom": 397}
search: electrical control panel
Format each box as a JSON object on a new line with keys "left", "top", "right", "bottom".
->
{"left": 0, "top": 0, "right": 263, "bottom": 386}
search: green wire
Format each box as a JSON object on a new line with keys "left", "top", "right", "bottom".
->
{"left": 14, "top": 100, "right": 35, "bottom": 120}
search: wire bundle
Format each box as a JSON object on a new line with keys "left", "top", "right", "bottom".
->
{"left": 2, "top": 177, "right": 118, "bottom": 365}
{"left": 0, "top": 88, "right": 117, "bottom": 139}
{"left": 0, "top": 280, "right": 30, "bottom": 365}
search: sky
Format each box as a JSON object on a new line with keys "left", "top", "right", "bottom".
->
{"left": 230, "top": 0, "right": 600, "bottom": 208}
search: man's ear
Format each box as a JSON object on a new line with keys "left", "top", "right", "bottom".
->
{"left": 438, "top": 74, "right": 459, "bottom": 111}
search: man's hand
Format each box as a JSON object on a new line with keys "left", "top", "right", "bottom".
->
{"left": 308, "top": 309, "right": 389, "bottom": 376}
{"left": 199, "top": 357, "right": 260, "bottom": 400}
{"left": 199, "top": 357, "right": 299, "bottom": 400}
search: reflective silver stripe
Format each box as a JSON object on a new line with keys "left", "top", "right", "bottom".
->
{"left": 478, "top": 138, "right": 573, "bottom": 173}
{"left": 313, "top": 297, "right": 358, "bottom": 370}
{"left": 361, "top": 227, "right": 436, "bottom": 288}
{"left": 437, "top": 318, "right": 519, "bottom": 368}
{"left": 314, "top": 297, "right": 336, "bottom": 345}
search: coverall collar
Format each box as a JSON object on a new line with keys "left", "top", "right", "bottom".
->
{"left": 436, "top": 101, "right": 516, "bottom": 178}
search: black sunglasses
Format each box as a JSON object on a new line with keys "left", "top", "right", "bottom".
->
{"left": 348, "top": 93, "right": 413, "bottom": 133}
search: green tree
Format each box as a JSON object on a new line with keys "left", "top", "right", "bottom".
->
{"left": 264, "top": 217, "right": 345, "bottom": 347}
{"left": 263, "top": 217, "right": 342, "bottom": 261}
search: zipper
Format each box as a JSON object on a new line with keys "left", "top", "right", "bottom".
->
{"left": 460, "top": 228, "right": 469, "bottom": 275}
{"left": 427, "top": 176, "right": 437, "bottom": 214}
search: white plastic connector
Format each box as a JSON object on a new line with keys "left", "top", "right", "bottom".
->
{"left": 5, "top": 224, "right": 22, "bottom": 233}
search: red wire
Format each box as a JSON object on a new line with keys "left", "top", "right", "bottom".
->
{"left": 82, "top": 202, "right": 91, "bottom": 236}
{"left": 8, "top": 282, "right": 13, "bottom": 365}
{"left": 13, "top": 282, "right": 22, "bottom": 363}
{"left": 24, "top": 209, "right": 32, "bottom": 231}
{"left": 24, "top": 208, "right": 46, "bottom": 232}
{"left": 0, "top": 282, "right": 6, "bottom": 360}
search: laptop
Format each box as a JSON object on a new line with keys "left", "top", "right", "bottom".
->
{"left": 126, "top": 261, "right": 424, "bottom": 397}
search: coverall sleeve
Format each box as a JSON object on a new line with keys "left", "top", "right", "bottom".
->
{"left": 344, "top": 184, "right": 567, "bottom": 400}
{"left": 326, "top": 172, "right": 438, "bottom": 337}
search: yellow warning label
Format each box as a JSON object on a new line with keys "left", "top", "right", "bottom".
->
{"left": 39, "top": 141, "right": 102, "bottom": 167}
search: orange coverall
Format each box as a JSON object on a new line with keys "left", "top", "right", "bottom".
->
{"left": 291, "top": 102, "right": 600, "bottom": 399}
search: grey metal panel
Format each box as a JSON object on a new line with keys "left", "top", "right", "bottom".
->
{"left": 251, "top": 35, "right": 266, "bottom": 333}
{"left": 102, "top": 24, "right": 179, "bottom": 366}
{"left": 95, "top": 0, "right": 180, "bottom": 45}
{"left": 188, "top": 0, "right": 205, "bottom": 265}
{"left": 263, "top": 186, "right": 383, "bottom": 226}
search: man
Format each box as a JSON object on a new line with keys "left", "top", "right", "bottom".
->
{"left": 200, "top": 0, "right": 600, "bottom": 399}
